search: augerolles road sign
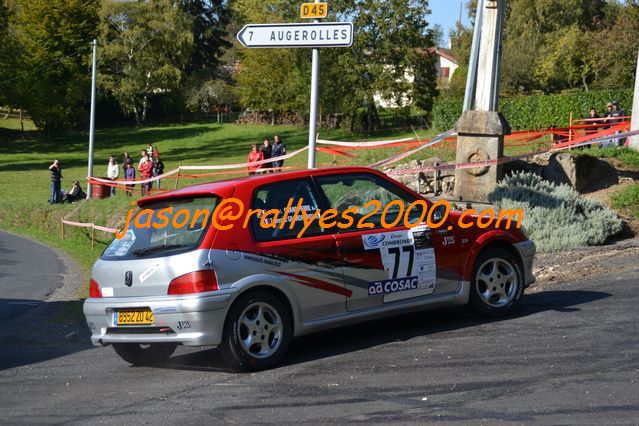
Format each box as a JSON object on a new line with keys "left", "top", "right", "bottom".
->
{"left": 236, "top": 22, "right": 353, "bottom": 48}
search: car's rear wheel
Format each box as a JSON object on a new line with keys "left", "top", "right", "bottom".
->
{"left": 469, "top": 247, "right": 524, "bottom": 317}
{"left": 112, "top": 343, "right": 177, "bottom": 366}
{"left": 219, "top": 291, "right": 292, "bottom": 371}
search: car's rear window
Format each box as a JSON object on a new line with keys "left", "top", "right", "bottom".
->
{"left": 101, "top": 196, "right": 219, "bottom": 260}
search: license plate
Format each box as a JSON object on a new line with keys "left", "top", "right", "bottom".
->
{"left": 115, "top": 309, "right": 154, "bottom": 325}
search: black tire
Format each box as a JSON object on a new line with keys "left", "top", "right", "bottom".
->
{"left": 469, "top": 247, "right": 524, "bottom": 317}
{"left": 112, "top": 343, "right": 177, "bottom": 366}
{"left": 219, "top": 291, "right": 292, "bottom": 371}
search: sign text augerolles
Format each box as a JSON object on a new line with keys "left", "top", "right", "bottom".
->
{"left": 236, "top": 22, "right": 353, "bottom": 48}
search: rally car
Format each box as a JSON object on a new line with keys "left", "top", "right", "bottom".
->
{"left": 83, "top": 166, "right": 535, "bottom": 371}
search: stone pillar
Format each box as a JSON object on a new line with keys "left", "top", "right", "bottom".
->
{"left": 454, "top": 0, "right": 509, "bottom": 201}
{"left": 454, "top": 111, "right": 510, "bottom": 201}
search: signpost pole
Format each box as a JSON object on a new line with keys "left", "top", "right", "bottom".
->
{"left": 307, "top": 1, "right": 321, "bottom": 169}
{"left": 87, "top": 39, "right": 97, "bottom": 198}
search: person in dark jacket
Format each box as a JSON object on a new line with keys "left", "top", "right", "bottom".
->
{"left": 270, "top": 135, "right": 286, "bottom": 172}
{"left": 124, "top": 163, "right": 135, "bottom": 196}
{"left": 259, "top": 139, "right": 272, "bottom": 172}
{"left": 152, "top": 155, "right": 165, "bottom": 188}
{"left": 48, "top": 159, "right": 62, "bottom": 205}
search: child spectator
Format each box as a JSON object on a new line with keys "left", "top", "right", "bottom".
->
{"left": 124, "top": 163, "right": 135, "bottom": 196}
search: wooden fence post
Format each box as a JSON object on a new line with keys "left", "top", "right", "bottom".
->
{"left": 91, "top": 226, "right": 95, "bottom": 250}
{"left": 174, "top": 162, "right": 182, "bottom": 189}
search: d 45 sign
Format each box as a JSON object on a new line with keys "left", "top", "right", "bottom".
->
{"left": 301, "top": 2, "right": 327, "bottom": 18}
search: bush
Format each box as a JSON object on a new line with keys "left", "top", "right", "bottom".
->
{"left": 432, "top": 89, "right": 633, "bottom": 132}
{"left": 488, "top": 172, "right": 623, "bottom": 252}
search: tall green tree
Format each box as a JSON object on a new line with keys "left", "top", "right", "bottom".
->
{"left": 322, "top": 0, "right": 438, "bottom": 129}
{"left": 99, "top": 0, "right": 194, "bottom": 125}
{"left": 12, "top": 0, "right": 99, "bottom": 132}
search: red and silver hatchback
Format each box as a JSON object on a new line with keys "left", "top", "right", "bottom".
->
{"left": 84, "top": 167, "right": 535, "bottom": 371}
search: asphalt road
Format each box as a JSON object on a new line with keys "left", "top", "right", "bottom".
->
{"left": 0, "top": 230, "right": 67, "bottom": 322}
{"left": 0, "top": 233, "right": 638, "bottom": 424}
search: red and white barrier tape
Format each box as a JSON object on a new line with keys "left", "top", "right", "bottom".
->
{"left": 369, "top": 129, "right": 456, "bottom": 168}
{"left": 387, "top": 128, "right": 639, "bottom": 177}
{"left": 316, "top": 137, "right": 416, "bottom": 147}
{"left": 61, "top": 219, "right": 117, "bottom": 234}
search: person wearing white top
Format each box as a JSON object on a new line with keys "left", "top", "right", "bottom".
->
{"left": 107, "top": 156, "right": 119, "bottom": 196}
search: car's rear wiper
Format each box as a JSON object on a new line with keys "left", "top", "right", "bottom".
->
{"left": 132, "top": 244, "right": 187, "bottom": 256}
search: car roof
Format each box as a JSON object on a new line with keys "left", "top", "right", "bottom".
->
{"left": 138, "top": 166, "right": 379, "bottom": 206}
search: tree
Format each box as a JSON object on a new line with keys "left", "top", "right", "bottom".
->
{"left": 180, "top": 0, "right": 231, "bottom": 76}
{"left": 11, "top": 0, "right": 99, "bottom": 132}
{"left": 322, "top": 0, "right": 438, "bottom": 130}
{"left": 99, "top": 0, "right": 194, "bottom": 125}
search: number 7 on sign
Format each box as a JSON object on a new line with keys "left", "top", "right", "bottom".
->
{"left": 248, "top": 31, "right": 253, "bottom": 41}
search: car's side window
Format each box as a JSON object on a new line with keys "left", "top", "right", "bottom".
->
{"left": 250, "top": 179, "right": 323, "bottom": 241}
{"left": 315, "top": 173, "right": 426, "bottom": 231}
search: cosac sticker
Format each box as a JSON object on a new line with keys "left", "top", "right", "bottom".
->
{"left": 368, "top": 277, "right": 418, "bottom": 295}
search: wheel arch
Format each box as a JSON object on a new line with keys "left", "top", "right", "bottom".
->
{"left": 463, "top": 233, "right": 524, "bottom": 282}
{"left": 228, "top": 284, "right": 298, "bottom": 336}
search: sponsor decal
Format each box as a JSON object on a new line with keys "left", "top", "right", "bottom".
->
{"left": 153, "top": 306, "right": 178, "bottom": 314}
{"left": 139, "top": 263, "right": 161, "bottom": 283}
{"left": 442, "top": 236, "right": 455, "bottom": 246}
{"left": 368, "top": 277, "right": 419, "bottom": 295}
{"left": 176, "top": 320, "right": 192, "bottom": 331}
{"left": 363, "top": 234, "right": 386, "bottom": 249}
{"left": 243, "top": 254, "right": 282, "bottom": 267}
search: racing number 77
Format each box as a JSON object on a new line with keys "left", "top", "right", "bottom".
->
{"left": 388, "top": 245, "right": 414, "bottom": 279}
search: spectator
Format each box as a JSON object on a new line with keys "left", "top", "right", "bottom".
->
{"left": 271, "top": 135, "right": 286, "bottom": 172}
{"left": 247, "top": 144, "right": 264, "bottom": 175}
{"left": 122, "top": 152, "right": 133, "bottom": 173}
{"left": 146, "top": 143, "right": 157, "bottom": 159}
{"left": 152, "top": 155, "right": 165, "bottom": 188}
{"left": 609, "top": 101, "right": 626, "bottom": 146}
{"left": 61, "top": 181, "right": 85, "bottom": 204}
{"left": 260, "top": 139, "right": 272, "bottom": 172}
{"left": 138, "top": 150, "right": 148, "bottom": 167}
{"left": 138, "top": 152, "right": 153, "bottom": 195}
{"left": 107, "top": 155, "right": 119, "bottom": 196}
{"left": 48, "top": 159, "right": 62, "bottom": 205}
{"left": 124, "top": 163, "right": 135, "bottom": 196}
{"left": 584, "top": 107, "right": 602, "bottom": 147}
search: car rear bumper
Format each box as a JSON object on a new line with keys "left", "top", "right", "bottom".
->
{"left": 83, "top": 289, "right": 238, "bottom": 347}
{"left": 513, "top": 240, "right": 536, "bottom": 287}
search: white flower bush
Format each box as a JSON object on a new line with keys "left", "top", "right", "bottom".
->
{"left": 488, "top": 172, "right": 623, "bottom": 252}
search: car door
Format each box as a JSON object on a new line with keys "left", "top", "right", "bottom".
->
{"left": 243, "top": 178, "right": 348, "bottom": 321}
{"left": 313, "top": 172, "right": 461, "bottom": 312}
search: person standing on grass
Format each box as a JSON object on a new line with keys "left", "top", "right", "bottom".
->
{"left": 152, "top": 155, "right": 164, "bottom": 188}
{"left": 247, "top": 144, "right": 264, "bottom": 175}
{"left": 271, "top": 135, "right": 286, "bottom": 172}
{"left": 122, "top": 152, "right": 133, "bottom": 174}
{"left": 124, "top": 163, "right": 135, "bottom": 196}
{"left": 48, "top": 159, "right": 62, "bottom": 204}
{"left": 260, "top": 139, "right": 272, "bottom": 172}
{"left": 107, "top": 156, "right": 119, "bottom": 196}
{"left": 138, "top": 152, "right": 153, "bottom": 195}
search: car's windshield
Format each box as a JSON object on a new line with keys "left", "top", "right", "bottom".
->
{"left": 101, "top": 196, "right": 219, "bottom": 260}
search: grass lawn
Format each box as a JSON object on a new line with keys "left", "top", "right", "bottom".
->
{"left": 0, "top": 119, "right": 446, "bottom": 296}
{"left": 2, "top": 117, "right": 634, "bottom": 298}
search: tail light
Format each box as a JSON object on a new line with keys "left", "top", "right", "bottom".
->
{"left": 167, "top": 270, "right": 218, "bottom": 295}
{"left": 89, "top": 279, "right": 102, "bottom": 298}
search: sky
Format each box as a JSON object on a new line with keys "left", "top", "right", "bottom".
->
{"left": 428, "top": 0, "right": 472, "bottom": 47}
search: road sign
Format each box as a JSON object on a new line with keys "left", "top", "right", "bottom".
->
{"left": 236, "top": 22, "right": 353, "bottom": 48}
{"left": 301, "top": 2, "right": 327, "bottom": 19}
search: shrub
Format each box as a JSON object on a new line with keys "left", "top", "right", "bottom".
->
{"left": 488, "top": 172, "right": 623, "bottom": 252}
{"left": 432, "top": 89, "right": 633, "bottom": 132}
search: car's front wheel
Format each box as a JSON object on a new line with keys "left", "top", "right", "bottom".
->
{"left": 219, "top": 291, "right": 292, "bottom": 371}
{"left": 112, "top": 343, "right": 177, "bottom": 366}
{"left": 469, "top": 247, "right": 524, "bottom": 317}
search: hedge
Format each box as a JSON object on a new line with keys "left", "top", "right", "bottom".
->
{"left": 432, "top": 89, "right": 633, "bottom": 132}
